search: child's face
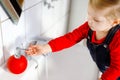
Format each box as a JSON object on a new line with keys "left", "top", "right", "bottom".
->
{"left": 87, "top": 5, "right": 114, "bottom": 32}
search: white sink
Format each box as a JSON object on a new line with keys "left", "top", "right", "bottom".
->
{"left": 0, "top": 38, "right": 48, "bottom": 80}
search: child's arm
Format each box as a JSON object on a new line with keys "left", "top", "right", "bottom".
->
{"left": 25, "top": 44, "right": 52, "bottom": 55}
{"left": 25, "top": 21, "right": 89, "bottom": 55}
{"left": 47, "top": 22, "right": 89, "bottom": 52}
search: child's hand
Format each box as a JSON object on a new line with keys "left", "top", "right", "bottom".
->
{"left": 25, "top": 44, "right": 52, "bottom": 56}
{"left": 25, "top": 44, "right": 42, "bottom": 55}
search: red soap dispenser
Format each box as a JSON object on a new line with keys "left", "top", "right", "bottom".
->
{"left": 7, "top": 47, "right": 28, "bottom": 74}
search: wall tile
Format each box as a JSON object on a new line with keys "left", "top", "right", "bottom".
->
{"left": 24, "top": 0, "right": 42, "bottom": 10}
{"left": 1, "top": 12, "right": 25, "bottom": 61}
{"left": 24, "top": 2, "right": 42, "bottom": 40}
{"left": 41, "top": 0, "right": 70, "bottom": 38}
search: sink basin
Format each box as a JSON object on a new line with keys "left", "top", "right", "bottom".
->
{"left": 0, "top": 38, "right": 49, "bottom": 80}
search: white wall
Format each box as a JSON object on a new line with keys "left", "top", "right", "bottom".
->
{"left": 41, "top": 0, "right": 70, "bottom": 38}
{"left": 68, "top": 0, "right": 88, "bottom": 31}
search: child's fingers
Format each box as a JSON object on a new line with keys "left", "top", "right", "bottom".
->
{"left": 25, "top": 45, "right": 40, "bottom": 55}
{"left": 25, "top": 50, "right": 33, "bottom": 55}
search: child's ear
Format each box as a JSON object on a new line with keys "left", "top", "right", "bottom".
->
{"left": 112, "top": 19, "right": 120, "bottom": 25}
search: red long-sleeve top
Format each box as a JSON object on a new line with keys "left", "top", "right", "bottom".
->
{"left": 48, "top": 21, "right": 120, "bottom": 80}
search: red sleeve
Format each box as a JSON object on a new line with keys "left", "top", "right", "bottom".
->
{"left": 48, "top": 21, "right": 89, "bottom": 52}
{"left": 101, "top": 30, "right": 120, "bottom": 80}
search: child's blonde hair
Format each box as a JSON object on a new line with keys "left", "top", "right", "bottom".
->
{"left": 89, "top": 0, "right": 120, "bottom": 20}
